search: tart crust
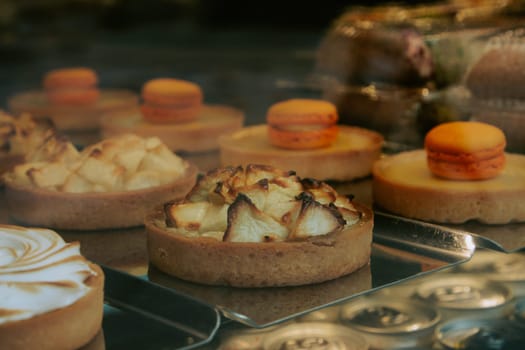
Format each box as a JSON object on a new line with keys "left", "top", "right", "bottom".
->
{"left": 146, "top": 202, "right": 373, "bottom": 287}
{"left": 372, "top": 150, "right": 525, "bottom": 224}
{"left": 0, "top": 263, "right": 104, "bottom": 350}
{"left": 5, "top": 163, "right": 198, "bottom": 230}
{"left": 219, "top": 125, "right": 383, "bottom": 181}
{"left": 101, "top": 104, "right": 244, "bottom": 153}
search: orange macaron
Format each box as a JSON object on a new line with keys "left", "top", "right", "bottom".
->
{"left": 43, "top": 67, "right": 100, "bottom": 105}
{"left": 140, "top": 78, "right": 203, "bottom": 124}
{"left": 266, "top": 99, "right": 339, "bottom": 150}
{"left": 424, "top": 121, "right": 506, "bottom": 180}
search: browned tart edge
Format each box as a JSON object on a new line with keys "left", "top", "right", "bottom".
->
{"left": 146, "top": 202, "right": 373, "bottom": 287}
{"left": 0, "top": 263, "right": 104, "bottom": 350}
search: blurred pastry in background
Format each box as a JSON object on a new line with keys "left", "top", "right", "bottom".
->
{"left": 140, "top": 78, "right": 203, "bottom": 124}
{"left": 0, "top": 111, "right": 53, "bottom": 178}
{"left": 373, "top": 121, "right": 525, "bottom": 224}
{"left": 466, "top": 42, "right": 525, "bottom": 100}
{"left": 3, "top": 133, "right": 197, "bottom": 230}
{"left": 315, "top": 22, "right": 434, "bottom": 87}
{"left": 44, "top": 67, "right": 101, "bottom": 106}
{"left": 266, "top": 99, "right": 339, "bottom": 149}
{"left": 312, "top": 2, "right": 519, "bottom": 149}
{"left": 314, "top": 17, "right": 434, "bottom": 148}
{"left": 219, "top": 98, "right": 383, "bottom": 182}
{"left": 322, "top": 82, "right": 426, "bottom": 148}
{"left": 464, "top": 28, "right": 525, "bottom": 153}
{"left": 8, "top": 66, "right": 138, "bottom": 147}
{"left": 415, "top": 85, "right": 471, "bottom": 136}
{"left": 101, "top": 77, "right": 244, "bottom": 172}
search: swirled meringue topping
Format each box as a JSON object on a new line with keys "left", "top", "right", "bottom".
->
{"left": 0, "top": 225, "right": 97, "bottom": 324}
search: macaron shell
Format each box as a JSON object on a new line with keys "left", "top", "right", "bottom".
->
{"left": 140, "top": 103, "right": 200, "bottom": 124}
{"left": 46, "top": 88, "right": 100, "bottom": 105}
{"left": 141, "top": 78, "right": 203, "bottom": 106}
{"left": 424, "top": 121, "right": 506, "bottom": 154}
{"left": 427, "top": 153, "right": 506, "bottom": 180}
{"left": 268, "top": 124, "right": 339, "bottom": 150}
{"left": 426, "top": 143, "right": 505, "bottom": 163}
{"left": 43, "top": 68, "right": 98, "bottom": 89}
{"left": 424, "top": 121, "right": 507, "bottom": 180}
{"left": 266, "top": 99, "right": 338, "bottom": 126}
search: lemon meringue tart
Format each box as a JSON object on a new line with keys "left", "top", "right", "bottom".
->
{"left": 0, "top": 224, "right": 104, "bottom": 350}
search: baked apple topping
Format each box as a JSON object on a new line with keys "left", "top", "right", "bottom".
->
{"left": 5, "top": 133, "right": 189, "bottom": 192}
{"left": 0, "top": 111, "right": 50, "bottom": 156}
{"left": 164, "top": 164, "right": 362, "bottom": 242}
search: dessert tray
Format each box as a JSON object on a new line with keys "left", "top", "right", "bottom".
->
{"left": 444, "top": 220, "right": 525, "bottom": 253}
{"left": 144, "top": 212, "right": 476, "bottom": 327}
{"left": 0, "top": 184, "right": 519, "bottom": 349}
{"left": 83, "top": 212, "right": 477, "bottom": 349}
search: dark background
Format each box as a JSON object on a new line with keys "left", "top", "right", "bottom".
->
{"left": 0, "top": 0, "right": 440, "bottom": 124}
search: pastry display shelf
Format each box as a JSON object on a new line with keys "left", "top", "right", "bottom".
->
{"left": 444, "top": 220, "right": 525, "bottom": 253}
{"left": 0, "top": 188, "right": 479, "bottom": 349}
{"left": 73, "top": 212, "right": 477, "bottom": 349}
{"left": 334, "top": 176, "right": 525, "bottom": 254}
{"left": 101, "top": 266, "right": 221, "bottom": 350}
{"left": 2, "top": 174, "right": 524, "bottom": 349}
{"left": 143, "top": 212, "right": 477, "bottom": 328}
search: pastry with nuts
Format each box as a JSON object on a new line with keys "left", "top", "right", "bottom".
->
{"left": 3, "top": 133, "right": 197, "bottom": 230}
{"left": 146, "top": 164, "right": 373, "bottom": 287}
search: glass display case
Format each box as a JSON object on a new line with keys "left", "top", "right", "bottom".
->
{"left": 1, "top": 1, "right": 525, "bottom": 349}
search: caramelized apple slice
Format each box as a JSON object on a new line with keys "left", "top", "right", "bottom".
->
{"left": 10, "top": 163, "right": 37, "bottom": 187}
{"left": 113, "top": 147, "right": 146, "bottom": 175}
{"left": 338, "top": 205, "right": 361, "bottom": 226}
{"left": 262, "top": 183, "right": 301, "bottom": 225}
{"left": 28, "top": 133, "right": 79, "bottom": 163}
{"left": 165, "top": 201, "right": 209, "bottom": 230}
{"left": 238, "top": 179, "right": 269, "bottom": 209}
{"left": 165, "top": 201, "right": 229, "bottom": 234}
{"left": 288, "top": 193, "right": 345, "bottom": 240}
{"left": 61, "top": 173, "right": 94, "bottom": 193}
{"left": 270, "top": 174, "right": 303, "bottom": 194}
{"left": 125, "top": 170, "right": 161, "bottom": 190}
{"left": 333, "top": 194, "right": 356, "bottom": 210}
{"left": 301, "top": 177, "right": 338, "bottom": 205}
{"left": 76, "top": 149, "right": 125, "bottom": 190}
{"left": 244, "top": 164, "right": 296, "bottom": 185}
{"left": 200, "top": 203, "right": 229, "bottom": 234}
{"left": 27, "top": 162, "right": 71, "bottom": 189}
{"left": 223, "top": 194, "right": 288, "bottom": 242}
{"left": 186, "top": 166, "right": 242, "bottom": 202}
{"left": 209, "top": 180, "right": 238, "bottom": 205}
{"left": 140, "top": 145, "right": 186, "bottom": 177}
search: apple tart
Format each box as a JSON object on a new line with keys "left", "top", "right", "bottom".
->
{"left": 146, "top": 164, "right": 373, "bottom": 287}
{"left": 0, "top": 111, "right": 51, "bottom": 177}
{"left": 0, "top": 224, "right": 104, "bottom": 350}
{"left": 4, "top": 133, "right": 197, "bottom": 230}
